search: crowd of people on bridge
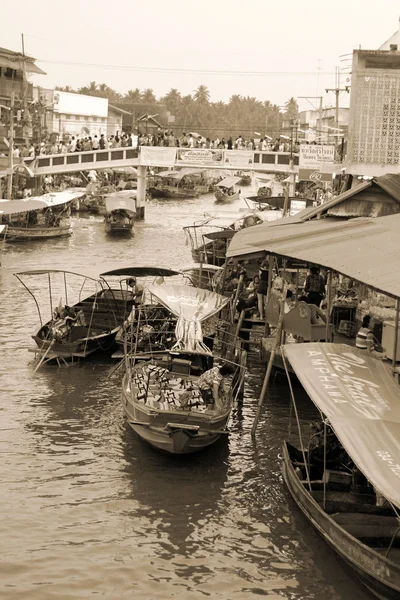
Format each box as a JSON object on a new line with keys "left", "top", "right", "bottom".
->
{"left": 10, "top": 130, "right": 304, "bottom": 159}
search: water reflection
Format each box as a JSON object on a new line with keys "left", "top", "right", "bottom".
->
{"left": 0, "top": 192, "right": 373, "bottom": 599}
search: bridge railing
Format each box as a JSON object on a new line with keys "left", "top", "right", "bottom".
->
{"left": 14, "top": 147, "right": 299, "bottom": 176}
{"left": 33, "top": 147, "right": 139, "bottom": 175}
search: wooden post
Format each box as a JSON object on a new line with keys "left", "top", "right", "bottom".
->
{"left": 136, "top": 164, "right": 146, "bottom": 220}
{"left": 7, "top": 93, "right": 14, "bottom": 199}
{"left": 231, "top": 273, "right": 244, "bottom": 323}
{"left": 263, "top": 254, "right": 274, "bottom": 337}
{"left": 392, "top": 298, "right": 400, "bottom": 373}
{"left": 252, "top": 291, "right": 286, "bottom": 436}
{"left": 325, "top": 270, "right": 332, "bottom": 342}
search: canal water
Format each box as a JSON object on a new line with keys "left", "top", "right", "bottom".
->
{"left": 0, "top": 189, "right": 371, "bottom": 599}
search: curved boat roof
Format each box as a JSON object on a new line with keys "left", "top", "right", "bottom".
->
{"left": 284, "top": 343, "right": 400, "bottom": 510}
{"left": 100, "top": 267, "right": 181, "bottom": 278}
{"left": 105, "top": 194, "right": 136, "bottom": 214}
{"left": 0, "top": 190, "right": 85, "bottom": 215}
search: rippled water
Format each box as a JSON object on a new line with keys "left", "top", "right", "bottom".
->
{"left": 0, "top": 190, "right": 371, "bottom": 599}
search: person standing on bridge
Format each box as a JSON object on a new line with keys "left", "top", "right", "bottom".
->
{"left": 92, "top": 135, "right": 100, "bottom": 150}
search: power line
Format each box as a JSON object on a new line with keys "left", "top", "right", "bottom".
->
{"left": 38, "top": 59, "right": 337, "bottom": 77}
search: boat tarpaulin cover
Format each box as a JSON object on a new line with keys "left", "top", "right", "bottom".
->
{"left": 216, "top": 176, "right": 241, "bottom": 189}
{"left": 105, "top": 195, "right": 136, "bottom": 214}
{"left": 283, "top": 342, "right": 400, "bottom": 509}
{"left": 148, "top": 284, "right": 230, "bottom": 322}
{"left": 0, "top": 190, "right": 85, "bottom": 215}
{"left": 148, "top": 284, "right": 230, "bottom": 353}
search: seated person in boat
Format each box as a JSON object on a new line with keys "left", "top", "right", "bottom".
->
{"left": 197, "top": 363, "right": 234, "bottom": 407}
{"left": 356, "top": 314, "right": 385, "bottom": 360}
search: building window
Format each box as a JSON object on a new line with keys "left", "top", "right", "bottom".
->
{"left": 84, "top": 116, "right": 88, "bottom": 121}
{"left": 76, "top": 115, "right": 80, "bottom": 121}
{"left": 93, "top": 116, "right": 97, "bottom": 122}
{"left": 66, "top": 115, "right": 70, "bottom": 120}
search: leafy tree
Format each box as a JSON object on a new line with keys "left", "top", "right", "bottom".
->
{"left": 141, "top": 89, "right": 157, "bottom": 104}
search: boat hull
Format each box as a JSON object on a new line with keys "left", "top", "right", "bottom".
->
{"left": 122, "top": 378, "right": 230, "bottom": 454}
{"left": 163, "top": 188, "right": 199, "bottom": 199}
{"left": 282, "top": 442, "right": 400, "bottom": 600}
{"left": 105, "top": 222, "right": 134, "bottom": 234}
{"left": 32, "top": 328, "right": 118, "bottom": 361}
{"left": 214, "top": 190, "right": 240, "bottom": 202}
{"left": 7, "top": 225, "right": 71, "bottom": 240}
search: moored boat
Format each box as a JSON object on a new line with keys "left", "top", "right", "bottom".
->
{"left": 104, "top": 193, "right": 136, "bottom": 234}
{"left": 121, "top": 283, "right": 246, "bottom": 454}
{"left": 0, "top": 190, "right": 85, "bottom": 241}
{"left": 235, "top": 171, "right": 252, "bottom": 185}
{"left": 15, "top": 269, "right": 136, "bottom": 366}
{"left": 214, "top": 176, "right": 241, "bottom": 202}
{"left": 281, "top": 342, "right": 400, "bottom": 600}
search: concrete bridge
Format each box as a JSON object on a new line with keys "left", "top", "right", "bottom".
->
{"left": 1, "top": 146, "right": 299, "bottom": 177}
{"left": 1, "top": 147, "right": 299, "bottom": 218}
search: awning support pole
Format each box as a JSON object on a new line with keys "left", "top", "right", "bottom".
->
{"left": 263, "top": 254, "right": 274, "bottom": 337}
{"left": 325, "top": 270, "right": 332, "bottom": 342}
{"left": 252, "top": 291, "right": 286, "bottom": 437}
{"left": 392, "top": 298, "right": 399, "bottom": 374}
{"left": 282, "top": 351, "right": 312, "bottom": 492}
{"left": 323, "top": 419, "right": 327, "bottom": 510}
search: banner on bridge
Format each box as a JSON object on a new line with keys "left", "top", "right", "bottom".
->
{"left": 176, "top": 148, "right": 224, "bottom": 167}
{"left": 299, "top": 145, "right": 335, "bottom": 182}
{"left": 223, "top": 150, "right": 254, "bottom": 168}
{"left": 139, "top": 147, "right": 177, "bottom": 167}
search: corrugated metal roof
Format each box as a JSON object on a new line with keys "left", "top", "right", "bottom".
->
{"left": 294, "top": 175, "right": 400, "bottom": 222}
{"left": 227, "top": 213, "right": 400, "bottom": 298}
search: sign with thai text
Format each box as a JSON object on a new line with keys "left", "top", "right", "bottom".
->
{"left": 176, "top": 148, "right": 224, "bottom": 167}
{"left": 299, "top": 144, "right": 335, "bottom": 182}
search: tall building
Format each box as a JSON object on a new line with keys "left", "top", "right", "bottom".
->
{"left": 347, "top": 20, "right": 400, "bottom": 177}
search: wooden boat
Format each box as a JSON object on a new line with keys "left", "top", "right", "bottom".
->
{"left": 281, "top": 342, "right": 400, "bottom": 600}
{"left": 235, "top": 171, "right": 252, "bottom": 186}
{"left": 0, "top": 190, "right": 85, "bottom": 241}
{"left": 148, "top": 169, "right": 209, "bottom": 199}
{"left": 104, "top": 193, "right": 136, "bottom": 234}
{"left": 214, "top": 176, "right": 241, "bottom": 202}
{"left": 121, "top": 283, "right": 245, "bottom": 454}
{"left": 100, "top": 266, "right": 183, "bottom": 356}
{"left": 15, "top": 269, "right": 136, "bottom": 366}
{"left": 183, "top": 212, "right": 264, "bottom": 266}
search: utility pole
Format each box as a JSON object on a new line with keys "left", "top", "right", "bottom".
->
{"left": 326, "top": 67, "right": 350, "bottom": 132}
{"left": 21, "top": 33, "right": 30, "bottom": 147}
{"left": 297, "top": 96, "right": 323, "bottom": 140}
{"left": 7, "top": 93, "right": 15, "bottom": 199}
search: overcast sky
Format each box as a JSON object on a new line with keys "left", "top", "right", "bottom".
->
{"left": 2, "top": 0, "right": 400, "bottom": 111}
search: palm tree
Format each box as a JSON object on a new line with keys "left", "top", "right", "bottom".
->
{"left": 78, "top": 81, "right": 98, "bottom": 96}
{"left": 284, "top": 96, "right": 299, "bottom": 121}
{"left": 177, "top": 95, "right": 194, "bottom": 131}
{"left": 162, "top": 88, "right": 182, "bottom": 114}
{"left": 55, "top": 85, "right": 74, "bottom": 92}
{"left": 193, "top": 85, "right": 210, "bottom": 105}
{"left": 141, "top": 89, "right": 157, "bottom": 104}
{"left": 124, "top": 88, "right": 142, "bottom": 103}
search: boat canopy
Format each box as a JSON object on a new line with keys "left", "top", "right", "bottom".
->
{"left": 0, "top": 224, "right": 7, "bottom": 235}
{"left": 158, "top": 168, "right": 205, "bottom": 180}
{"left": 180, "top": 264, "right": 222, "bottom": 273}
{"left": 226, "top": 212, "right": 400, "bottom": 298}
{"left": 0, "top": 190, "right": 85, "bottom": 215}
{"left": 283, "top": 343, "right": 400, "bottom": 510}
{"left": 216, "top": 176, "right": 241, "bottom": 189}
{"left": 14, "top": 268, "right": 99, "bottom": 281}
{"left": 100, "top": 267, "right": 181, "bottom": 278}
{"left": 148, "top": 283, "right": 230, "bottom": 322}
{"left": 204, "top": 229, "right": 236, "bottom": 241}
{"left": 105, "top": 194, "right": 136, "bottom": 214}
